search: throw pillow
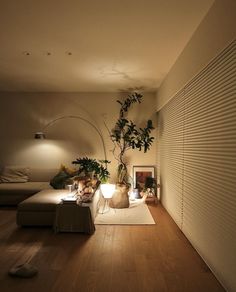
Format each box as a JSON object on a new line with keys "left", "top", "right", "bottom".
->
{"left": 0, "top": 166, "right": 30, "bottom": 183}
{"left": 50, "top": 171, "right": 71, "bottom": 189}
{"left": 60, "top": 164, "right": 77, "bottom": 176}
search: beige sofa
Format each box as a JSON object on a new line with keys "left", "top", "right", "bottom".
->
{"left": 0, "top": 168, "right": 56, "bottom": 205}
{"left": 0, "top": 167, "right": 101, "bottom": 233}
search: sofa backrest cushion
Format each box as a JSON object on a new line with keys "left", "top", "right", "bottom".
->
{"left": 28, "top": 168, "right": 58, "bottom": 182}
{"left": 0, "top": 166, "right": 30, "bottom": 183}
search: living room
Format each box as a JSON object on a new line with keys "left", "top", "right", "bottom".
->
{"left": 0, "top": 0, "right": 235, "bottom": 291}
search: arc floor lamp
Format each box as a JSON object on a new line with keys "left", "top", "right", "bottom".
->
{"left": 34, "top": 115, "right": 107, "bottom": 161}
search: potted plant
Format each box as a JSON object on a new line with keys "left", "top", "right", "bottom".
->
{"left": 72, "top": 157, "right": 110, "bottom": 183}
{"left": 108, "top": 92, "right": 155, "bottom": 186}
{"left": 140, "top": 176, "right": 160, "bottom": 203}
{"left": 107, "top": 92, "right": 155, "bottom": 208}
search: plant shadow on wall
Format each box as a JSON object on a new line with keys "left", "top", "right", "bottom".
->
{"left": 106, "top": 92, "right": 155, "bottom": 208}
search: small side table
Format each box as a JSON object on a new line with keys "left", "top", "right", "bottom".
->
{"left": 54, "top": 202, "right": 95, "bottom": 234}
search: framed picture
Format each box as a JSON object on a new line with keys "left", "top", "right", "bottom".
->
{"left": 133, "top": 165, "right": 155, "bottom": 191}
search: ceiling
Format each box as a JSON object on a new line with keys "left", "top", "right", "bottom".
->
{"left": 0, "top": 0, "right": 214, "bottom": 92}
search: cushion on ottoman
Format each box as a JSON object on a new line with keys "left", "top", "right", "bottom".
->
{"left": 18, "top": 189, "right": 69, "bottom": 212}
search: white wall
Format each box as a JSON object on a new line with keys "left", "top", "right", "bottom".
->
{"left": 157, "top": 0, "right": 236, "bottom": 110}
{"left": 0, "top": 92, "right": 157, "bottom": 183}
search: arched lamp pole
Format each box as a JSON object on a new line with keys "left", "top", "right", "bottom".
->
{"left": 34, "top": 115, "right": 107, "bottom": 162}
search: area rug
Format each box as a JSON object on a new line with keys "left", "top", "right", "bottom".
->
{"left": 95, "top": 199, "right": 155, "bottom": 225}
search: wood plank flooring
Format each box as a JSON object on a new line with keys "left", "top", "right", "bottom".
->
{"left": 0, "top": 204, "right": 225, "bottom": 292}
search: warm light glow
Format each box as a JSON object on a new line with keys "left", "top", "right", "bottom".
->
{"left": 101, "top": 183, "right": 116, "bottom": 199}
{"left": 10, "top": 140, "right": 69, "bottom": 167}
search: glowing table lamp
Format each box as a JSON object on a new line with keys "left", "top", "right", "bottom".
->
{"left": 100, "top": 183, "right": 116, "bottom": 213}
{"left": 100, "top": 183, "right": 116, "bottom": 199}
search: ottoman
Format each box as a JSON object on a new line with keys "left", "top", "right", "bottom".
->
{"left": 17, "top": 189, "right": 69, "bottom": 226}
{"left": 16, "top": 188, "right": 101, "bottom": 233}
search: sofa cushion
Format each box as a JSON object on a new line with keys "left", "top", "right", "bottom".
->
{"left": 0, "top": 166, "right": 30, "bottom": 183}
{"left": 0, "top": 182, "right": 51, "bottom": 195}
{"left": 18, "top": 189, "right": 69, "bottom": 212}
{"left": 28, "top": 169, "right": 58, "bottom": 182}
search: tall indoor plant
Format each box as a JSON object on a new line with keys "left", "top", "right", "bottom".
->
{"left": 108, "top": 92, "right": 155, "bottom": 186}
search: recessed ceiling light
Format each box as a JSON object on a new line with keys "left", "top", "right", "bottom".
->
{"left": 22, "top": 51, "right": 30, "bottom": 56}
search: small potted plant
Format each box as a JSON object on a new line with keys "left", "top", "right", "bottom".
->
{"left": 144, "top": 176, "right": 157, "bottom": 196}
{"left": 71, "top": 157, "right": 111, "bottom": 203}
{"left": 142, "top": 176, "right": 160, "bottom": 203}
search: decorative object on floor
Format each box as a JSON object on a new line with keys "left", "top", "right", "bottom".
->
{"left": 144, "top": 175, "right": 159, "bottom": 204}
{"left": 8, "top": 263, "right": 38, "bottom": 278}
{"left": 34, "top": 115, "right": 107, "bottom": 162}
{"left": 133, "top": 165, "right": 158, "bottom": 203}
{"left": 133, "top": 165, "right": 155, "bottom": 191}
{"left": 133, "top": 165, "right": 155, "bottom": 192}
{"left": 107, "top": 92, "right": 155, "bottom": 186}
{"left": 131, "top": 188, "right": 140, "bottom": 199}
{"left": 95, "top": 199, "right": 155, "bottom": 225}
{"left": 109, "top": 183, "right": 130, "bottom": 209}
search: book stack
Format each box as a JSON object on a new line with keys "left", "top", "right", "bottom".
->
{"left": 61, "top": 196, "right": 77, "bottom": 204}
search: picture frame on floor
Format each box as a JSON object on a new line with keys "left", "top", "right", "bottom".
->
{"left": 133, "top": 165, "right": 155, "bottom": 192}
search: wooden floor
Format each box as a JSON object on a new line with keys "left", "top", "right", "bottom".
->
{"left": 0, "top": 203, "right": 224, "bottom": 292}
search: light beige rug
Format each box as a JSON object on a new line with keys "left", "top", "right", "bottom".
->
{"left": 95, "top": 199, "right": 155, "bottom": 225}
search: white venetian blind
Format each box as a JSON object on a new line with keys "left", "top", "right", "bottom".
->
{"left": 158, "top": 40, "right": 236, "bottom": 292}
{"left": 158, "top": 90, "right": 185, "bottom": 228}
